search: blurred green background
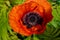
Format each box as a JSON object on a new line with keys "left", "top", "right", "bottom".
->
{"left": 0, "top": 0, "right": 60, "bottom": 40}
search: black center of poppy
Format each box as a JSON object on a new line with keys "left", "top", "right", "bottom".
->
{"left": 22, "top": 12, "right": 43, "bottom": 28}
{"left": 29, "top": 15, "right": 36, "bottom": 22}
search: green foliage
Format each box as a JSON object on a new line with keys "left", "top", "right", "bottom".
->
{"left": 56, "top": 0, "right": 60, "bottom": 5}
{"left": 0, "top": 0, "right": 60, "bottom": 40}
{"left": 48, "top": 0, "right": 60, "bottom": 5}
{"left": 9, "top": 0, "right": 25, "bottom": 6}
{"left": 0, "top": 0, "right": 25, "bottom": 40}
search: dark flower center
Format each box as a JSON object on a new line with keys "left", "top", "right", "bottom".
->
{"left": 29, "top": 15, "right": 36, "bottom": 22}
{"left": 22, "top": 12, "right": 43, "bottom": 28}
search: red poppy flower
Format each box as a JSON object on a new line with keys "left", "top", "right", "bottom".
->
{"left": 9, "top": 0, "right": 53, "bottom": 36}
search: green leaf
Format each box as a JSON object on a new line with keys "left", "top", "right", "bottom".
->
{"left": 0, "top": 0, "right": 20, "bottom": 40}
{"left": 9, "top": 0, "right": 25, "bottom": 6}
{"left": 24, "top": 36, "right": 31, "bottom": 40}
